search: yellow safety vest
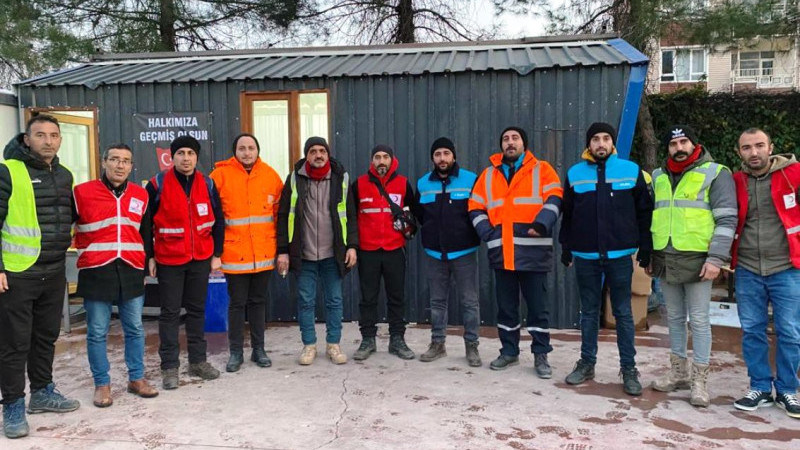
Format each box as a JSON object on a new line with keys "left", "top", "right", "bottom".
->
{"left": 288, "top": 171, "right": 348, "bottom": 243}
{"left": 651, "top": 162, "right": 724, "bottom": 252}
{"left": 1, "top": 160, "right": 42, "bottom": 272}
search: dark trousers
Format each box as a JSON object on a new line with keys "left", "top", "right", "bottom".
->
{"left": 574, "top": 256, "right": 636, "bottom": 368}
{"left": 357, "top": 248, "right": 406, "bottom": 337}
{"left": 494, "top": 269, "right": 552, "bottom": 357}
{"left": 427, "top": 253, "right": 480, "bottom": 343}
{"left": 157, "top": 258, "right": 211, "bottom": 370}
{"left": 225, "top": 270, "right": 270, "bottom": 353}
{"left": 0, "top": 271, "right": 66, "bottom": 404}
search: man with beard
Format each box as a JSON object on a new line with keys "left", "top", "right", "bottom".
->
{"left": 730, "top": 128, "right": 800, "bottom": 419}
{"left": 210, "top": 134, "right": 283, "bottom": 372}
{"left": 276, "top": 137, "right": 358, "bottom": 366}
{"left": 351, "top": 144, "right": 417, "bottom": 361}
{"left": 649, "top": 125, "right": 736, "bottom": 408}
{"left": 559, "top": 123, "right": 653, "bottom": 396}
{"left": 414, "top": 137, "right": 481, "bottom": 366}
{"left": 468, "top": 127, "right": 562, "bottom": 378}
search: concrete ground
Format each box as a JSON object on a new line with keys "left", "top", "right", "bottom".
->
{"left": 4, "top": 311, "right": 800, "bottom": 450}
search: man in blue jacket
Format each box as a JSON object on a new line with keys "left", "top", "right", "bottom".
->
{"left": 559, "top": 122, "right": 653, "bottom": 396}
{"left": 414, "top": 137, "right": 482, "bottom": 367}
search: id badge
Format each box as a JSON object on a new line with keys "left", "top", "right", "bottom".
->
{"left": 196, "top": 203, "right": 209, "bottom": 216}
{"left": 784, "top": 193, "right": 797, "bottom": 209}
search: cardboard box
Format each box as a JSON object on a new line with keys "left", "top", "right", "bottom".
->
{"left": 631, "top": 254, "right": 652, "bottom": 297}
{"left": 604, "top": 293, "right": 649, "bottom": 331}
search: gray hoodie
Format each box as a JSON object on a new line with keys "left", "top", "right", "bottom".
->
{"left": 736, "top": 154, "right": 797, "bottom": 276}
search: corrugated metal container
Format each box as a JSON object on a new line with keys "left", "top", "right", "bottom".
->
{"left": 15, "top": 35, "right": 649, "bottom": 329}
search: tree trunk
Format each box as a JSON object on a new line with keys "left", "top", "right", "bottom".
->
{"left": 159, "top": 0, "right": 177, "bottom": 51}
{"left": 395, "top": 0, "right": 415, "bottom": 43}
{"left": 636, "top": 95, "right": 659, "bottom": 172}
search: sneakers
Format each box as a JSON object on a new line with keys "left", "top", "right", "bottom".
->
{"left": 299, "top": 345, "right": 317, "bottom": 365}
{"left": 465, "top": 341, "right": 482, "bottom": 367}
{"left": 161, "top": 368, "right": 179, "bottom": 390}
{"left": 534, "top": 353, "right": 552, "bottom": 379}
{"left": 388, "top": 334, "right": 415, "bottom": 360}
{"left": 489, "top": 354, "right": 519, "bottom": 371}
{"left": 652, "top": 353, "right": 691, "bottom": 392}
{"left": 353, "top": 337, "right": 376, "bottom": 361}
{"left": 419, "top": 342, "right": 447, "bottom": 362}
{"left": 3, "top": 398, "right": 29, "bottom": 439}
{"left": 734, "top": 390, "right": 774, "bottom": 411}
{"left": 188, "top": 361, "right": 220, "bottom": 380}
{"left": 226, "top": 351, "right": 244, "bottom": 372}
{"left": 251, "top": 348, "right": 272, "bottom": 367}
{"left": 27, "top": 383, "right": 80, "bottom": 414}
{"left": 621, "top": 367, "right": 642, "bottom": 396}
{"left": 775, "top": 393, "right": 800, "bottom": 419}
{"left": 565, "top": 359, "right": 595, "bottom": 385}
{"left": 326, "top": 344, "right": 347, "bottom": 364}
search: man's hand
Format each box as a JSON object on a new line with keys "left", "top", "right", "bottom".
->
{"left": 345, "top": 248, "right": 357, "bottom": 269}
{"left": 148, "top": 258, "right": 157, "bottom": 278}
{"left": 644, "top": 264, "right": 654, "bottom": 277}
{"left": 0, "top": 272, "right": 8, "bottom": 293}
{"left": 699, "top": 262, "right": 721, "bottom": 281}
{"left": 210, "top": 256, "right": 222, "bottom": 272}
{"left": 277, "top": 253, "right": 290, "bottom": 276}
{"left": 527, "top": 228, "right": 540, "bottom": 237}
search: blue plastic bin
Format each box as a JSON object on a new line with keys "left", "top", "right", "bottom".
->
{"left": 205, "top": 275, "right": 229, "bottom": 332}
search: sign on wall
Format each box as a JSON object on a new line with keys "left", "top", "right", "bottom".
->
{"left": 132, "top": 112, "right": 213, "bottom": 172}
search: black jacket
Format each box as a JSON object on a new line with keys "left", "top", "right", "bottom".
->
{"left": 276, "top": 158, "right": 358, "bottom": 277}
{"left": 0, "top": 133, "right": 74, "bottom": 276}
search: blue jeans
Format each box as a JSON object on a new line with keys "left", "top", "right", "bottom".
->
{"left": 735, "top": 267, "right": 800, "bottom": 394}
{"left": 661, "top": 280, "right": 712, "bottom": 364}
{"left": 297, "top": 258, "right": 344, "bottom": 345}
{"left": 574, "top": 256, "right": 636, "bottom": 368}
{"left": 427, "top": 253, "right": 480, "bottom": 343}
{"left": 84, "top": 295, "right": 145, "bottom": 387}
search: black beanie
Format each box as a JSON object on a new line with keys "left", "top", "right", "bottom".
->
{"left": 663, "top": 125, "right": 697, "bottom": 147}
{"left": 170, "top": 135, "right": 201, "bottom": 157}
{"left": 585, "top": 122, "right": 617, "bottom": 148}
{"left": 231, "top": 133, "right": 260, "bottom": 154}
{"left": 430, "top": 137, "right": 455, "bottom": 159}
{"left": 371, "top": 144, "right": 394, "bottom": 159}
{"left": 304, "top": 136, "right": 330, "bottom": 156}
{"left": 500, "top": 126, "right": 528, "bottom": 150}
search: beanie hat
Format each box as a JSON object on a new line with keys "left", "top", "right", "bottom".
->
{"left": 371, "top": 144, "right": 394, "bottom": 159}
{"left": 585, "top": 122, "right": 617, "bottom": 148}
{"left": 303, "top": 136, "right": 330, "bottom": 156}
{"left": 231, "top": 133, "right": 260, "bottom": 154}
{"left": 170, "top": 135, "right": 201, "bottom": 157}
{"left": 500, "top": 126, "right": 528, "bottom": 150}
{"left": 430, "top": 137, "right": 456, "bottom": 160}
{"left": 663, "top": 125, "right": 697, "bottom": 147}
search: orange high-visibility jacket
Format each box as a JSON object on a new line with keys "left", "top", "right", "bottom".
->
{"left": 468, "top": 150, "right": 563, "bottom": 272}
{"left": 210, "top": 156, "right": 283, "bottom": 274}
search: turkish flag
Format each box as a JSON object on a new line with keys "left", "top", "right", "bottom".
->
{"left": 156, "top": 147, "right": 173, "bottom": 171}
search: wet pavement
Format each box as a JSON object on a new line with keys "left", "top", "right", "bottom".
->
{"left": 4, "top": 310, "right": 799, "bottom": 449}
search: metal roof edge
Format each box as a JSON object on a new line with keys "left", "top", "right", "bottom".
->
{"left": 607, "top": 38, "right": 649, "bottom": 65}
{"left": 16, "top": 64, "right": 90, "bottom": 87}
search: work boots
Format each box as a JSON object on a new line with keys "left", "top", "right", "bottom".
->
{"left": 161, "top": 368, "right": 179, "bottom": 390}
{"left": 353, "top": 337, "right": 377, "bottom": 361}
{"left": 226, "top": 351, "right": 244, "bottom": 372}
{"left": 621, "top": 367, "right": 643, "bottom": 396}
{"left": 534, "top": 353, "right": 552, "bottom": 379}
{"left": 465, "top": 341, "right": 482, "bottom": 367}
{"left": 188, "top": 362, "right": 220, "bottom": 380}
{"left": 419, "top": 342, "right": 447, "bottom": 362}
{"left": 565, "top": 359, "right": 595, "bottom": 385}
{"left": 299, "top": 345, "right": 317, "bottom": 365}
{"left": 388, "top": 334, "right": 415, "bottom": 360}
{"left": 326, "top": 344, "right": 348, "bottom": 364}
{"left": 251, "top": 348, "right": 272, "bottom": 367}
{"left": 651, "top": 353, "right": 691, "bottom": 392}
{"left": 690, "top": 362, "right": 710, "bottom": 407}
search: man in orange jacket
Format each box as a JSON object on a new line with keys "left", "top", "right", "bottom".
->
{"left": 468, "top": 126, "right": 562, "bottom": 377}
{"left": 210, "top": 134, "right": 283, "bottom": 372}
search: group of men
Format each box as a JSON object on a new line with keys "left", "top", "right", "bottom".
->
{"left": 1, "top": 114, "right": 798, "bottom": 439}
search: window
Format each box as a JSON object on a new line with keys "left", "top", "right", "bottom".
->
{"left": 25, "top": 109, "right": 99, "bottom": 185}
{"left": 733, "top": 51, "right": 775, "bottom": 78}
{"left": 661, "top": 48, "right": 706, "bottom": 82}
{"left": 240, "top": 91, "right": 329, "bottom": 181}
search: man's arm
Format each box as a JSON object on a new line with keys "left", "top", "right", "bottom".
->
{"left": 633, "top": 170, "right": 654, "bottom": 267}
{"left": 706, "top": 168, "right": 738, "bottom": 267}
{"left": 468, "top": 169, "right": 497, "bottom": 242}
{"left": 276, "top": 173, "right": 293, "bottom": 254}
{"left": 531, "top": 162, "right": 563, "bottom": 236}
{"left": 0, "top": 164, "right": 11, "bottom": 273}
{"left": 208, "top": 179, "right": 225, "bottom": 258}
{"left": 142, "top": 181, "right": 158, "bottom": 260}
{"left": 345, "top": 175, "right": 359, "bottom": 249}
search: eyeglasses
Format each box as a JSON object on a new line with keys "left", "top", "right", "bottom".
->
{"left": 106, "top": 157, "right": 132, "bottom": 166}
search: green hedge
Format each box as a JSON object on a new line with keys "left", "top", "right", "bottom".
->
{"left": 631, "top": 89, "right": 800, "bottom": 170}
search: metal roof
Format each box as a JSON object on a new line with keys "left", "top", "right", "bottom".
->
{"left": 18, "top": 34, "right": 646, "bottom": 88}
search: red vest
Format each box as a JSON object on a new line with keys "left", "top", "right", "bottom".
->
{"left": 356, "top": 159, "right": 408, "bottom": 251}
{"left": 732, "top": 163, "right": 800, "bottom": 269}
{"left": 74, "top": 180, "right": 148, "bottom": 270}
{"left": 152, "top": 169, "right": 215, "bottom": 265}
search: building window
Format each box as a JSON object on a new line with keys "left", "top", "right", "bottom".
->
{"left": 661, "top": 48, "right": 706, "bottom": 82}
{"left": 733, "top": 51, "right": 775, "bottom": 78}
{"left": 240, "top": 91, "right": 330, "bottom": 181}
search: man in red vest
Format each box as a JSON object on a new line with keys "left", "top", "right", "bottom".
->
{"left": 142, "top": 136, "right": 224, "bottom": 390}
{"left": 351, "top": 145, "right": 417, "bottom": 361}
{"left": 731, "top": 128, "right": 800, "bottom": 418}
{"left": 74, "top": 143, "right": 158, "bottom": 408}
